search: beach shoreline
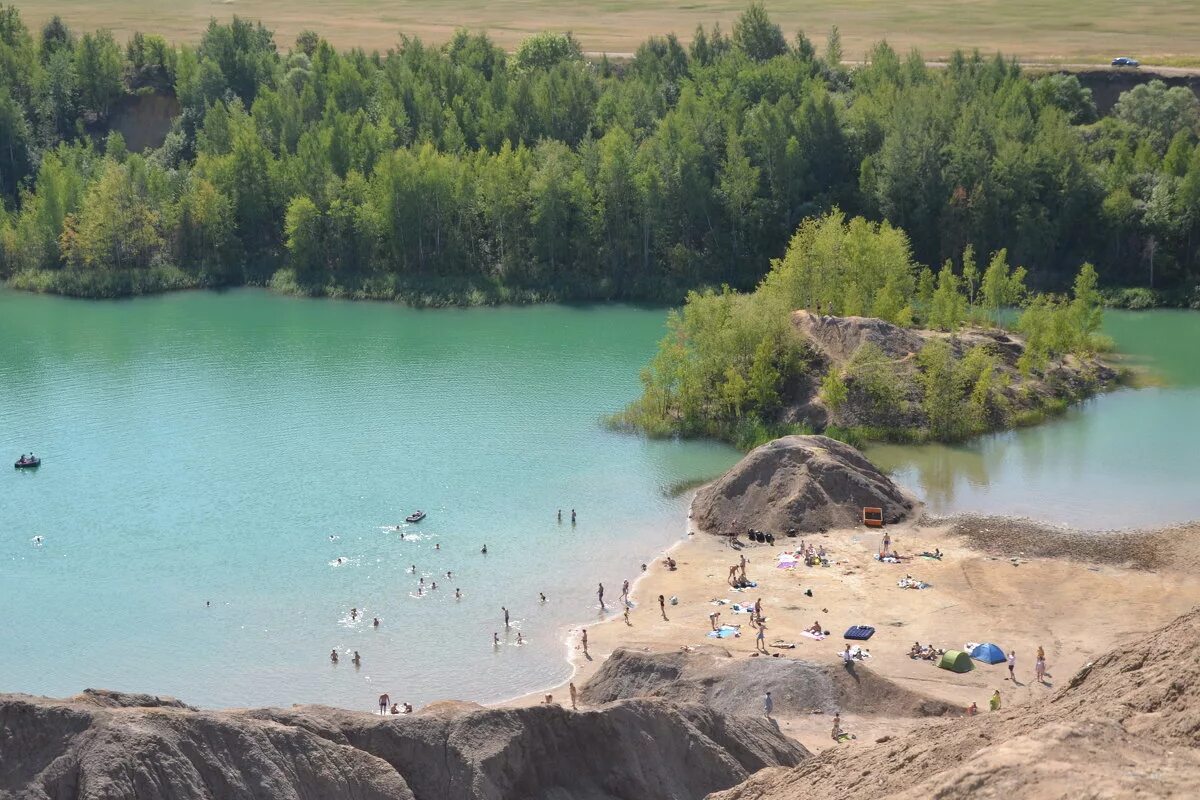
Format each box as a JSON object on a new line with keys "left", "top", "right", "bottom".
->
{"left": 499, "top": 498, "right": 1200, "bottom": 752}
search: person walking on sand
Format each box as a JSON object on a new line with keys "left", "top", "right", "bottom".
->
{"left": 1007, "top": 650, "right": 1016, "bottom": 681}
{"left": 756, "top": 621, "right": 767, "bottom": 653}
{"left": 739, "top": 554, "right": 747, "bottom": 580}
{"left": 623, "top": 607, "right": 630, "bottom": 626}
{"left": 597, "top": 583, "right": 605, "bottom": 610}
{"left": 581, "top": 628, "right": 589, "bottom": 656}
{"left": 569, "top": 682, "right": 578, "bottom": 710}
{"left": 1036, "top": 646, "right": 1046, "bottom": 683}
{"left": 882, "top": 532, "right": 891, "bottom": 553}
{"left": 378, "top": 693, "right": 390, "bottom": 715}
{"left": 990, "top": 689, "right": 1002, "bottom": 711}
{"left": 658, "top": 594, "right": 667, "bottom": 619}
{"left": 763, "top": 691, "right": 773, "bottom": 717}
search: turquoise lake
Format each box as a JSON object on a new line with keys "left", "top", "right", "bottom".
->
{"left": 2, "top": 290, "right": 1199, "bottom": 709}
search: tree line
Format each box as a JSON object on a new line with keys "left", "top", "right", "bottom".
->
{"left": 1, "top": 3, "right": 1200, "bottom": 301}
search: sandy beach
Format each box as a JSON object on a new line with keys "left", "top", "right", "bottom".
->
{"left": 507, "top": 505, "right": 1200, "bottom": 753}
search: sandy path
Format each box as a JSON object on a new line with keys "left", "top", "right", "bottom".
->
{"left": 504, "top": 509, "right": 1200, "bottom": 753}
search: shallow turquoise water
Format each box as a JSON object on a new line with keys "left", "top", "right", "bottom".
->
{"left": 0, "top": 290, "right": 739, "bottom": 709}
{"left": 866, "top": 310, "right": 1200, "bottom": 529}
{"left": 3, "top": 292, "right": 1198, "bottom": 710}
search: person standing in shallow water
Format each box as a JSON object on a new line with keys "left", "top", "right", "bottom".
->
{"left": 597, "top": 583, "right": 605, "bottom": 609}
{"left": 571, "top": 509, "right": 576, "bottom": 525}
{"left": 503, "top": 607, "right": 510, "bottom": 627}
{"left": 330, "top": 648, "right": 338, "bottom": 664}
{"left": 557, "top": 509, "right": 562, "bottom": 523}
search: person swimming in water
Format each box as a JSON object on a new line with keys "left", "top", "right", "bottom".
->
{"left": 481, "top": 544, "right": 488, "bottom": 554}
{"left": 330, "top": 649, "right": 339, "bottom": 663}
{"left": 493, "top": 632, "right": 500, "bottom": 646}
{"left": 351, "top": 607, "right": 358, "bottom": 620}
{"left": 540, "top": 592, "right": 547, "bottom": 603}
{"left": 435, "top": 543, "right": 440, "bottom": 551}
{"left": 455, "top": 588, "right": 462, "bottom": 599}
{"left": 373, "top": 617, "right": 380, "bottom": 627}
{"left": 516, "top": 632, "right": 524, "bottom": 645}
{"left": 352, "top": 651, "right": 361, "bottom": 666}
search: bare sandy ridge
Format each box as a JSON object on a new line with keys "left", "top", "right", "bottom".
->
{"left": 506, "top": 507, "right": 1200, "bottom": 755}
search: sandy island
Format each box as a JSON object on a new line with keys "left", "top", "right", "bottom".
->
{"left": 505, "top": 504, "right": 1200, "bottom": 754}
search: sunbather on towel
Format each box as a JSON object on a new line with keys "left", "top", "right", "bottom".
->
{"left": 806, "top": 620, "right": 823, "bottom": 634}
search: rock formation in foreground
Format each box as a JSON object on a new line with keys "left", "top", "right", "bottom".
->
{"left": 0, "top": 693, "right": 806, "bottom": 800}
{"left": 583, "top": 647, "right": 954, "bottom": 719}
{"left": 708, "top": 606, "right": 1200, "bottom": 800}
{"left": 691, "top": 434, "right": 912, "bottom": 535}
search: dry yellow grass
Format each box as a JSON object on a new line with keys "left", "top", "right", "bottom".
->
{"left": 20, "top": 0, "right": 1200, "bottom": 64}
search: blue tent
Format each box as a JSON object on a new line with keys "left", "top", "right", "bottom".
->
{"left": 970, "top": 642, "right": 1006, "bottom": 664}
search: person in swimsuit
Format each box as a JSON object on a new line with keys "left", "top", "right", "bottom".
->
{"left": 378, "top": 693, "right": 390, "bottom": 715}
{"left": 330, "top": 648, "right": 338, "bottom": 663}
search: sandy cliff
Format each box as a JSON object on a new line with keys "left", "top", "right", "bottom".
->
{"left": 0, "top": 693, "right": 805, "bottom": 800}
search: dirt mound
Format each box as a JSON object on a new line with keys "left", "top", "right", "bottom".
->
{"left": 692, "top": 435, "right": 912, "bottom": 535}
{"left": 0, "top": 693, "right": 804, "bottom": 800}
{"left": 583, "top": 648, "right": 953, "bottom": 719}
{"left": 708, "top": 606, "right": 1200, "bottom": 800}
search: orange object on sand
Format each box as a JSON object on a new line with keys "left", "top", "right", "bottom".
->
{"left": 862, "top": 507, "right": 884, "bottom": 527}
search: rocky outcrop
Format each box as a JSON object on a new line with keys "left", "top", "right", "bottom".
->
{"left": 583, "top": 648, "right": 954, "bottom": 719}
{"left": 707, "top": 606, "right": 1200, "bottom": 800}
{"left": 692, "top": 435, "right": 912, "bottom": 535}
{"left": 0, "top": 693, "right": 805, "bottom": 800}
{"left": 785, "top": 310, "right": 1119, "bottom": 435}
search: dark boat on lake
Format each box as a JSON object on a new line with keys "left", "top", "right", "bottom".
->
{"left": 14, "top": 456, "right": 40, "bottom": 469}
{"left": 405, "top": 511, "right": 426, "bottom": 523}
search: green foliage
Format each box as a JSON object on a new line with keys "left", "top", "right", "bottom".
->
{"left": 512, "top": 31, "right": 582, "bottom": 72}
{"left": 732, "top": 2, "right": 788, "bottom": 62}
{"left": 0, "top": 2, "right": 1198, "bottom": 302}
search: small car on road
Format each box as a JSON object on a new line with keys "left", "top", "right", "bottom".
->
{"left": 1111, "top": 57, "right": 1140, "bottom": 67}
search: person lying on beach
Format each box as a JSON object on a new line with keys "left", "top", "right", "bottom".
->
{"left": 920, "top": 549, "right": 943, "bottom": 559}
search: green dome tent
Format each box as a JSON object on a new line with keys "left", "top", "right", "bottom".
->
{"left": 938, "top": 649, "right": 974, "bottom": 673}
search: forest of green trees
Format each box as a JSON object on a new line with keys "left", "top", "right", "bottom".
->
{"left": 1, "top": 3, "right": 1200, "bottom": 302}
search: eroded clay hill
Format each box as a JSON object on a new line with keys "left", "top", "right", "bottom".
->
{"left": 0, "top": 692, "right": 805, "bottom": 800}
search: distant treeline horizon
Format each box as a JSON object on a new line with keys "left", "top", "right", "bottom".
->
{"left": 2, "top": 2, "right": 1199, "bottom": 304}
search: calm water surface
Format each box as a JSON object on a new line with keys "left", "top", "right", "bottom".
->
{"left": 0, "top": 290, "right": 739, "bottom": 708}
{"left": 3, "top": 293, "right": 1198, "bottom": 709}
{"left": 866, "top": 310, "right": 1200, "bottom": 529}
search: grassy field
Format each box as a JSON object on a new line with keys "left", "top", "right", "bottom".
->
{"left": 20, "top": 1, "right": 1200, "bottom": 64}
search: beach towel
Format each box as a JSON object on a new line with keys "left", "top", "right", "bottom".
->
{"left": 874, "top": 554, "right": 901, "bottom": 564}
{"left": 848, "top": 645, "right": 871, "bottom": 659}
{"left": 844, "top": 625, "right": 875, "bottom": 640}
{"left": 801, "top": 630, "right": 826, "bottom": 641}
{"left": 706, "top": 625, "right": 741, "bottom": 639}
{"left": 730, "top": 603, "right": 754, "bottom": 614}
{"left": 897, "top": 577, "right": 930, "bottom": 589}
